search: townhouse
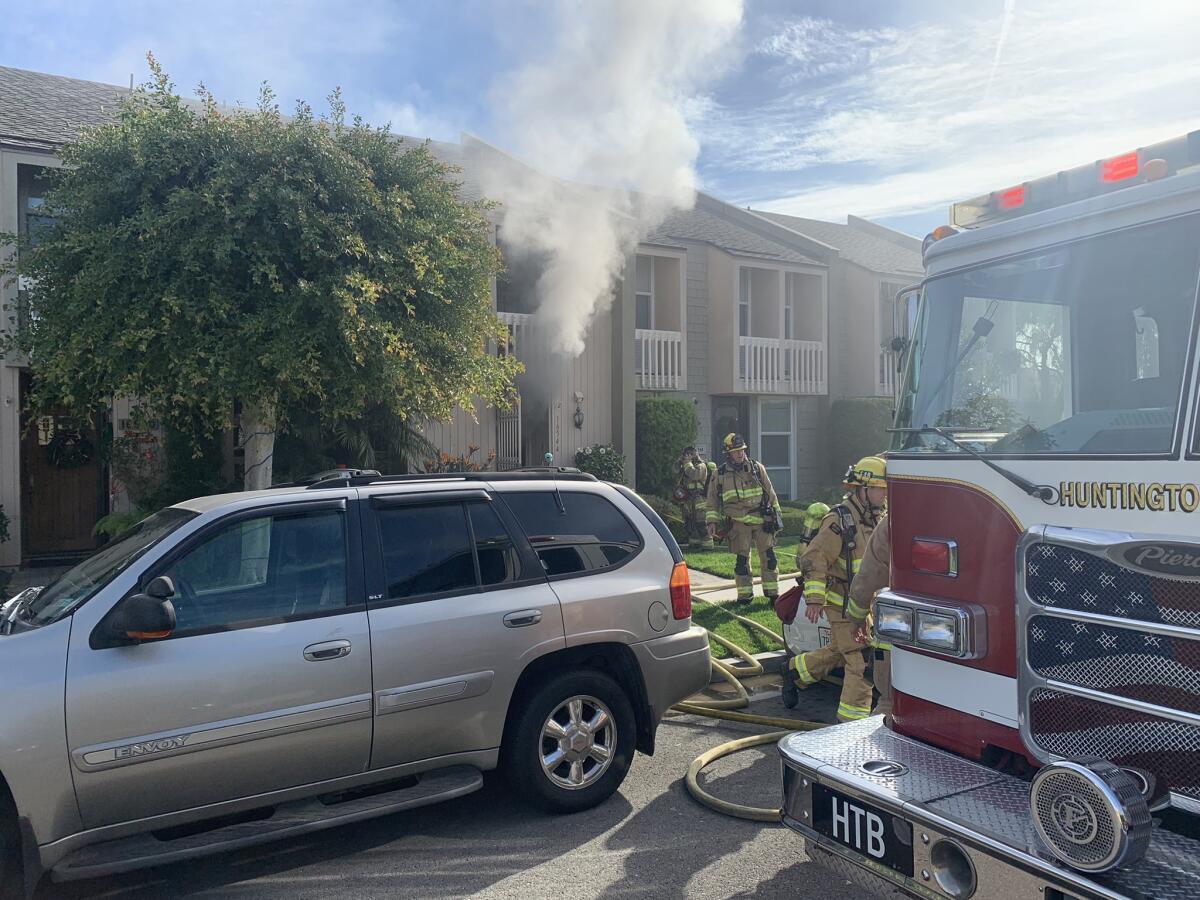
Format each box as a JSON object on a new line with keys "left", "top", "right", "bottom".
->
{"left": 0, "top": 65, "right": 922, "bottom": 567}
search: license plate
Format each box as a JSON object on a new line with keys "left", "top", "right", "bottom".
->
{"left": 811, "top": 783, "right": 914, "bottom": 876}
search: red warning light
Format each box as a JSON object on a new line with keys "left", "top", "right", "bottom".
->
{"left": 1101, "top": 151, "right": 1139, "bottom": 182}
{"left": 996, "top": 185, "right": 1026, "bottom": 209}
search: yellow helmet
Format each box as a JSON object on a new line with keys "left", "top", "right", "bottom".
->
{"left": 723, "top": 432, "right": 747, "bottom": 453}
{"left": 843, "top": 455, "right": 887, "bottom": 490}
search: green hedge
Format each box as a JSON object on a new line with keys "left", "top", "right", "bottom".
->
{"left": 828, "top": 397, "right": 892, "bottom": 483}
{"left": 574, "top": 444, "right": 626, "bottom": 482}
{"left": 635, "top": 397, "right": 697, "bottom": 496}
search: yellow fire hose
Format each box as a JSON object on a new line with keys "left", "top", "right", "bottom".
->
{"left": 671, "top": 575, "right": 833, "bottom": 822}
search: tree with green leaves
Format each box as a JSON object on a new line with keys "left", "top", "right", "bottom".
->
{"left": 3, "top": 57, "right": 518, "bottom": 490}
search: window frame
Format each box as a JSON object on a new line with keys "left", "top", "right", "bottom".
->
{"left": 635, "top": 254, "right": 655, "bottom": 331}
{"left": 496, "top": 488, "right": 646, "bottom": 584}
{"left": 757, "top": 398, "right": 794, "bottom": 501}
{"left": 92, "top": 498, "right": 360, "bottom": 648}
{"left": 363, "top": 491, "right": 547, "bottom": 610}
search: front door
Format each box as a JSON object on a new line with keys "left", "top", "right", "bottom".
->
{"left": 711, "top": 396, "right": 749, "bottom": 461}
{"left": 65, "top": 499, "right": 373, "bottom": 828}
{"left": 20, "top": 373, "right": 103, "bottom": 557}
{"left": 363, "top": 492, "right": 563, "bottom": 770}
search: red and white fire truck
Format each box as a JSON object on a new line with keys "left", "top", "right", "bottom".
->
{"left": 780, "top": 131, "right": 1200, "bottom": 899}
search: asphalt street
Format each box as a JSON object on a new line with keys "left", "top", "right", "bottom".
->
{"left": 39, "top": 679, "right": 895, "bottom": 900}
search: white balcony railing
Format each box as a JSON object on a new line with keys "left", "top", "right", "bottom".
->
{"left": 497, "top": 311, "right": 536, "bottom": 360}
{"left": 738, "top": 336, "right": 826, "bottom": 394}
{"left": 635, "top": 328, "right": 684, "bottom": 391}
{"left": 878, "top": 348, "right": 898, "bottom": 396}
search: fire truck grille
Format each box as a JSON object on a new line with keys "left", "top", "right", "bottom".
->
{"left": 1024, "top": 541, "right": 1200, "bottom": 630}
{"left": 1028, "top": 688, "right": 1200, "bottom": 803}
{"left": 1026, "top": 614, "right": 1200, "bottom": 715}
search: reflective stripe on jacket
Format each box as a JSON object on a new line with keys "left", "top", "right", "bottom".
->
{"left": 705, "top": 459, "right": 779, "bottom": 526}
{"left": 798, "top": 496, "right": 877, "bottom": 606}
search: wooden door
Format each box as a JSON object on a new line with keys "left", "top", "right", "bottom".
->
{"left": 20, "top": 374, "right": 103, "bottom": 557}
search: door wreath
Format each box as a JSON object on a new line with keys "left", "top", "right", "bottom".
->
{"left": 46, "top": 426, "right": 94, "bottom": 468}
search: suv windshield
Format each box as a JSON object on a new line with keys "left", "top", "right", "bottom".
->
{"left": 21, "top": 507, "right": 197, "bottom": 627}
{"left": 895, "top": 214, "right": 1200, "bottom": 455}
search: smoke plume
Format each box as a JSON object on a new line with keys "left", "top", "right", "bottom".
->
{"left": 481, "top": 0, "right": 743, "bottom": 356}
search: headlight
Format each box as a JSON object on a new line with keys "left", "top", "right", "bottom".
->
{"left": 916, "top": 610, "right": 959, "bottom": 651}
{"left": 875, "top": 603, "right": 913, "bottom": 641}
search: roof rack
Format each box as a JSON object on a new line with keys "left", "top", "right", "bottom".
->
{"left": 304, "top": 466, "right": 597, "bottom": 490}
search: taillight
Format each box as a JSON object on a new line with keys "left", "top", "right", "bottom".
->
{"left": 911, "top": 538, "right": 959, "bottom": 577}
{"left": 669, "top": 562, "right": 692, "bottom": 619}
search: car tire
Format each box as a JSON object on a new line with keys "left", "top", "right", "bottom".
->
{"left": 504, "top": 669, "right": 636, "bottom": 814}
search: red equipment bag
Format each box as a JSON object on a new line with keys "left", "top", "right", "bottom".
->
{"left": 773, "top": 584, "right": 803, "bottom": 625}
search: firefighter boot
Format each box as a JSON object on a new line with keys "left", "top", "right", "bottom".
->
{"left": 780, "top": 655, "right": 800, "bottom": 709}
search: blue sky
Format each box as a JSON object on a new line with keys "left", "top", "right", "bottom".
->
{"left": 5, "top": 0, "right": 1199, "bottom": 237}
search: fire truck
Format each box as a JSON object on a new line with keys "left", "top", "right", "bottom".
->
{"left": 779, "top": 131, "right": 1200, "bottom": 899}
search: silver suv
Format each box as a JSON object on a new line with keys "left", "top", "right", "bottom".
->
{"left": 0, "top": 470, "right": 710, "bottom": 895}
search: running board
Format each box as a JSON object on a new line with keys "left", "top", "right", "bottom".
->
{"left": 51, "top": 765, "right": 483, "bottom": 881}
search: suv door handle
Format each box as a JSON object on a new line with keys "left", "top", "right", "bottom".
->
{"left": 304, "top": 640, "right": 352, "bottom": 661}
{"left": 503, "top": 610, "right": 542, "bottom": 628}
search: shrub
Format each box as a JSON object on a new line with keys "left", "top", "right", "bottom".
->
{"left": 94, "top": 510, "right": 147, "bottom": 540}
{"left": 0, "top": 505, "right": 9, "bottom": 545}
{"left": 828, "top": 397, "right": 892, "bottom": 483}
{"left": 421, "top": 445, "right": 496, "bottom": 473}
{"left": 635, "top": 397, "right": 697, "bottom": 496}
{"left": 574, "top": 444, "right": 626, "bottom": 482}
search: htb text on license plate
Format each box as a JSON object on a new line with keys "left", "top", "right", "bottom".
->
{"left": 811, "top": 783, "right": 913, "bottom": 875}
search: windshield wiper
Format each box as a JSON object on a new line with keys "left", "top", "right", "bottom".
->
{"left": 915, "top": 306, "right": 996, "bottom": 424}
{"left": 891, "top": 426, "right": 1057, "bottom": 502}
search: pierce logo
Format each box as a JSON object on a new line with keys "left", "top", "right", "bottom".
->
{"left": 114, "top": 734, "right": 190, "bottom": 760}
{"left": 1117, "top": 543, "right": 1200, "bottom": 580}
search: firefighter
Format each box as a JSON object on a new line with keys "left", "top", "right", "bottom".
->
{"left": 849, "top": 513, "right": 892, "bottom": 720}
{"left": 780, "top": 456, "right": 887, "bottom": 721}
{"left": 796, "top": 501, "right": 831, "bottom": 562}
{"left": 677, "top": 447, "right": 715, "bottom": 549}
{"left": 705, "top": 433, "right": 782, "bottom": 605}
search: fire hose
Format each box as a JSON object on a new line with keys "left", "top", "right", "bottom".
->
{"left": 670, "top": 575, "right": 833, "bottom": 822}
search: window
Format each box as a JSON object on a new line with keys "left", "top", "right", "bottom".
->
{"left": 739, "top": 268, "right": 751, "bottom": 379}
{"left": 469, "top": 501, "right": 525, "bottom": 586}
{"left": 895, "top": 213, "right": 1200, "bottom": 455}
{"left": 161, "top": 509, "right": 348, "bottom": 633}
{"left": 636, "top": 255, "right": 654, "bottom": 331}
{"left": 758, "top": 399, "right": 793, "bottom": 501}
{"left": 377, "top": 504, "right": 476, "bottom": 600}
{"left": 502, "top": 490, "right": 641, "bottom": 576}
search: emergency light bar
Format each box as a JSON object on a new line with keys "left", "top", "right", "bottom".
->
{"left": 950, "top": 129, "right": 1200, "bottom": 229}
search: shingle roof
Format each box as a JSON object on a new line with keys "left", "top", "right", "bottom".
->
{"left": 756, "top": 211, "right": 922, "bottom": 275}
{"left": 648, "top": 207, "right": 820, "bottom": 264}
{"left": 0, "top": 66, "right": 127, "bottom": 150}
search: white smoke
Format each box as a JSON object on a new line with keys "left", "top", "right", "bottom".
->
{"left": 481, "top": 0, "right": 743, "bottom": 356}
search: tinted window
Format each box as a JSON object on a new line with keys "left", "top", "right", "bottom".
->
{"left": 378, "top": 504, "right": 475, "bottom": 600}
{"left": 469, "top": 502, "right": 524, "bottom": 586}
{"left": 162, "top": 509, "right": 347, "bottom": 633}
{"left": 502, "top": 491, "right": 640, "bottom": 575}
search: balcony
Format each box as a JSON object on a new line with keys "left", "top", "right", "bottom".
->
{"left": 497, "top": 311, "right": 537, "bottom": 360}
{"left": 877, "top": 348, "right": 898, "bottom": 396}
{"left": 739, "top": 336, "right": 826, "bottom": 394}
{"left": 635, "top": 328, "right": 684, "bottom": 391}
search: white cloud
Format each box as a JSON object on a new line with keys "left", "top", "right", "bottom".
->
{"left": 704, "top": 0, "right": 1200, "bottom": 218}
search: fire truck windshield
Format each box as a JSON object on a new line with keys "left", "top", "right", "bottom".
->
{"left": 894, "top": 213, "right": 1200, "bottom": 456}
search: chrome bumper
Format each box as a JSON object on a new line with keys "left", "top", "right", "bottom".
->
{"left": 779, "top": 717, "right": 1200, "bottom": 900}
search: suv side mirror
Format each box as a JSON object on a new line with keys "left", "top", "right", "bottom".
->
{"left": 111, "top": 576, "right": 177, "bottom": 641}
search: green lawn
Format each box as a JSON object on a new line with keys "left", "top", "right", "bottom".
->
{"left": 683, "top": 537, "right": 803, "bottom": 580}
{"left": 690, "top": 595, "right": 788, "bottom": 658}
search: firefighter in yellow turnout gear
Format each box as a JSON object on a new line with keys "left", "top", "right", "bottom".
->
{"left": 783, "top": 456, "right": 887, "bottom": 722}
{"left": 679, "top": 448, "right": 716, "bottom": 549}
{"left": 848, "top": 513, "right": 892, "bottom": 719}
{"left": 706, "top": 433, "right": 782, "bottom": 605}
